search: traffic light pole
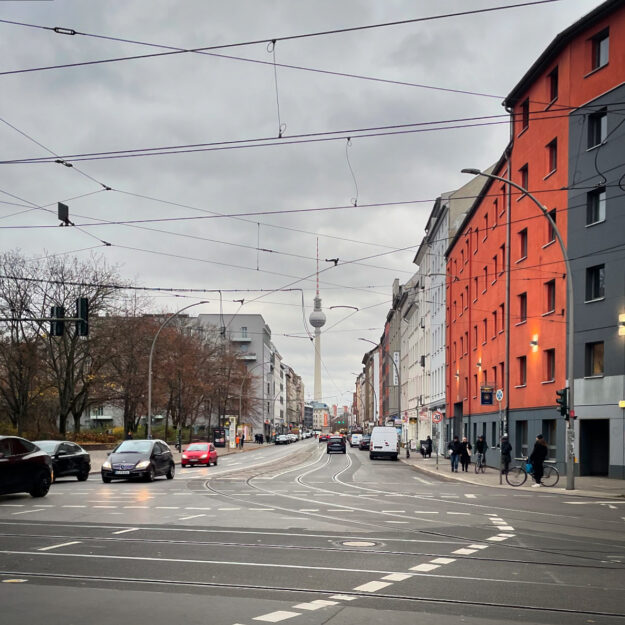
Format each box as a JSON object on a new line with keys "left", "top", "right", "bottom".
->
{"left": 462, "top": 169, "right": 575, "bottom": 490}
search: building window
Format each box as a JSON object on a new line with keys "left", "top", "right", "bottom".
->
{"left": 460, "top": 335, "right": 464, "bottom": 356}
{"left": 499, "top": 303, "right": 505, "bottom": 333}
{"left": 544, "top": 348, "right": 555, "bottom": 382}
{"left": 482, "top": 318, "right": 487, "bottom": 345}
{"left": 547, "top": 208, "right": 556, "bottom": 243}
{"left": 473, "top": 277, "right": 478, "bottom": 302}
{"left": 546, "top": 138, "right": 557, "bottom": 174}
{"left": 585, "top": 341, "right": 604, "bottom": 376}
{"left": 473, "top": 325, "right": 478, "bottom": 349}
{"left": 464, "top": 377, "right": 468, "bottom": 399}
{"left": 483, "top": 213, "right": 489, "bottom": 241}
{"left": 591, "top": 29, "right": 609, "bottom": 71}
{"left": 499, "top": 244, "right": 505, "bottom": 276}
{"left": 542, "top": 419, "right": 557, "bottom": 459}
{"left": 585, "top": 264, "right": 605, "bottom": 301}
{"left": 464, "top": 331, "right": 468, "bottom": 355}
{"left": 545, "top": 279, "right": 556, "bottom": 314}
{"left": 483, "top": 266, "right": 488, "bottom": 293}
{"left": 588, "top": 108, "right": 607, "bottom": 148}
{"left": 492, "top": 366, "right": 498, "bottom": 389}
{"left": 499, "top": 362, "right": 505, "bottom": 387}
{"left": 464, "top": 286, "right": 469, "bottom": 310}
{"left": 473, "top": 374, "right": 478, "bottom": 398}
{"left": 521, "top": 98, "right": 530, "bottom": 131}
{"left": 241, "top": 326, "right": 248, "bottom": 338}
{"left": 517, "top": 355, "right": 527, "bottom": 386}
{"left": 548, "top": 66, "right": 558, "bottom": 103}
{"left": 516, "top": 420, "right": 528, "bottom": 457}
{"left": 518, "top": 228, "right": 528, "bottom": 260}
{"left": 492, "top": 255, "right": 498, "bottom": 283}
{"left": 491, "top": 311, "right": 497, "bottom": 339}
{"left": 586, "top": 187, "right": 606, "bottom": 225}
{"left": 500, "top": 183, "right": 507, "bottom": 216}
{"left": 518, "top": 292, "right": 527, "bottom": 323}
{"left": 519, "top": 164, "right": 529, "bottom": 193}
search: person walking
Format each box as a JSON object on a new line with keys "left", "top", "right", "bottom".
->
{"left": 475, "top": 435, "right": 488, "bottom": 467}
{"left": 459, "top": 436, "right": 472, "bottom": 472}
{"left": 235, "top": 434, "right": 240, "bottom": 449}
{"left": 529, "top": 434, "right": 548, "bottom": 487}
{"left": 240, "top": 433, "right": 245, "bottom": 449}
{"left": 424, "top": 436, "right": 433, "bottom": 458}
{"left": 500, "top": 434, "right": 512, "bottom": 474}
{"left": 447, "top": 436, "right": 461, "bottom": 472}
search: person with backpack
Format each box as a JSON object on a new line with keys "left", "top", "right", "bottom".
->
{"left": 447, "top": 436, "right": 461, "bottom": 472}
{"left": 529, "top": 434, "right": 549, "bottom": 487}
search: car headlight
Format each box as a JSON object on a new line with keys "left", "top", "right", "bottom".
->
{"left": 200, "top": 454, "right": 207, "bottom": 459}
{"left": 135, "top": 460, "right": 151, "bottom": 469}
{"left": 181, "top": 454, "right": 188, "bottom": 459}
{"left": 102, "top": 460, "right": 111, "bottom": 470}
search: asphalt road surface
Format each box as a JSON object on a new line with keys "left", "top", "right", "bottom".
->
{"left": 1, "top": 438, "right": 624, "bottom": 625}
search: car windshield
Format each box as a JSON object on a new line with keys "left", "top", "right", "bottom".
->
{"left": 35, "top": 441, "right": 58, "bottom": 453}
{"left": 186, "top": 444, "right": 208, "bottom": 451}
{"left": 329, "top": 437, "right": 342, "bottom": 442}
{"left": 115, "top": 440, "right": 152, "bottom": 454}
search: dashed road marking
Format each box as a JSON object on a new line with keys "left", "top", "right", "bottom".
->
{"left": 353, "top": 580, "right": 393, "bottom": 592}
{"left": 38, "top": 541, "right": 81, "bottom": 551}
{"left": 382, "top": 572, "right": 413, "bottom": 581}
{"left": 292, "top": 600, "right": 338, "bottom": 611}
{"left": 464, "top": 494, "right": 477, "bottom": 498}
{"left": 179, "top": 514, "right": 205, "bottom": 520}
{"left": 452, "top": 548, "right": 477, "bottom": 555}
{"left": 409, "top": 563, "right": 440, "bottom": 572}
{"left": 430, "top": 557, "right": 456, "bottom": 564}
{"left": 468, "top": 544, "right": 488, "bottom": 550}
{"left": 112, "top": 528, "right": 139, "bottom": 535}
{"left": 253, "top": 611, "right": 301, "bottom": 622}
{"left": 12, "top": 509, "right": 44, "bottom": 515}
{"left": 330, "top": 595, "right": 356, "bottom": 601}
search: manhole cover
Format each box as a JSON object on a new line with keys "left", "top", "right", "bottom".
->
{"left": 342, "top": 540, "right": 376, "bottom": 547}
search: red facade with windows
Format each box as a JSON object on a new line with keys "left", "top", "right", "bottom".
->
{"left": 446, "top": 0, "right": 625, "bottom": 424}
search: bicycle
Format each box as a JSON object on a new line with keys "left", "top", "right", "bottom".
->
{"left": 474, "top": 451, "right": 486, "bottom": 473}
{"left": 505, "top": 458, "right": 559, "bottom": 487}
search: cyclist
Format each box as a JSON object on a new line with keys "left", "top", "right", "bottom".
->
{"left": 475, "top": 435, "right": 488, "bottom": 469}
{"left": 500, "top": 434, "right": 512, "bottom": 474}
{"left": 529, "top": 434, "right": 548, "bottom": 487}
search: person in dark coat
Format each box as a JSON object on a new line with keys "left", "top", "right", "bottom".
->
{"left": 447, "top": 436, "right": 461, "bottom": 472}
{"left": 475, "top": 435, "right": 488, "bottom": 464}
{"left": 424, "top": 436, "right": 433, "bottom": 458}
{"left": 459, "top": 436, "right": 472, "bottom": 472}
{"left": 529, "top": 434, "right": 548, "bottom": 487}
{"left": 500, "top": 435, "right": 512, "bottom": 474}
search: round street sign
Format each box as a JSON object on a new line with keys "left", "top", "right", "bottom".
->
{"left": 432, "top": 411, "right": 443, "bottom": 423}
{"left": 495, "top": 389, "right": 504, "bottom": 402}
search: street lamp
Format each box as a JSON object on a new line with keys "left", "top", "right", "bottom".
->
{"left": 358, "top": 337, "right": 401, "bottom": 428}
{"left": 351, "top": 372, "right": 378, "bottom": 426}
{"left": 147, "top": 300, "right": 209, "bottom": 440}
{"left": 461, "top": 167, "right": 575, "bottom": 490}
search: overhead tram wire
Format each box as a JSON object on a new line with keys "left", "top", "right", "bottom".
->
{"left": 0, "top": 1, "right": 561, "bottom": 76}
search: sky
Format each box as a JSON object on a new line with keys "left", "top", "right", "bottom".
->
{"left": 0, "top": 0, "right": 603, "bottom": 408}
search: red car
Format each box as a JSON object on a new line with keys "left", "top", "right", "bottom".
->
{"left": 181, "top": 442, "right": 218, "bottom": 467}
{"left": 318, "top": 433, "right": 330, "bottom": 442}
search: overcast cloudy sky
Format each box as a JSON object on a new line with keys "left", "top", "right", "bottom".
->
{"left": 0, "top": 0, "right": 601, "bottom": 407}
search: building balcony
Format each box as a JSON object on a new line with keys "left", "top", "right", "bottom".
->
{"left": 237, "top": 352, "right": 257, "bottom": 361}
{"left": 231, "top": 335, "right": 252, "bottom": 342}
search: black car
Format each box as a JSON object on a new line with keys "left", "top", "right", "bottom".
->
{"left": 101, "top": 439, "right": 175, "bottom": 483}
{"left": 327, "top": 435, "right": 346, "bottom": 454}
{"left": 0, "top": 436, "right": 54, "bottom": 497}
{"left": 34, "top": 440, "right": 91, "bottom": 482}
{"left": 359, "top": 435, "right": 371, "bottom": 451}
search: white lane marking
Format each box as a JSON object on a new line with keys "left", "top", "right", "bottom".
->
{"left": 2, "top": 579, "right": 28, "bottom": 583}
{"left": 447, "top": 512, "right": 470, "bottom": 515}
{"left": 440, "top": 495, "right": 459, "bottom": 498}
{"left": 0, "top": 504, "right": 24, "bottom": 507}
{"left": 12, "top": 509, "right": 44, "bottom": 515}
{"left": 353, "top": 580, "right": 392, "bottom": 592}
{"left": 298, "top": 509, "right": 319, "bottom": 512}
{"left": 382, "top": 573, "right": 413, "bottom": 581}
{"left": 498, "top": 525, "right": 515, "bottom": 531}
{"left": 93, "top": 506, "right": 117, "bottom": 509}
{"left": 413, "top": 511, "right": 438, "bottom": 514}
{"left": 184, "top": 507, "right": 212, "bottom": 510}
{"left": 381, "top": 510, "right": 406, "bottom": 513}
{"left": 217, "top": 507, "right": 240, "bottom": 511}
{"left": 37, "top": 505, "right": 55, "bottom": 508}
{"left": 248, "top": 508, "right": 275, "bottom": 511}
{"left": 326, "top": 509, "right": 346, "bottom": 512}
{"left": 179, "top": 514, "right": 205, "bottom": 520}
{"left": 413, "top": 477, "right": 433, "bottom": 484}
{"left": 253, "top": 611, "right": 300, "bottom": 622}
{"left": 385, "top": 520, "right": 409, "bottom": 524}
{"left": 155, "top": 506, "right": 179, "bottom": 510}
{"left": 123, "top": 506, "right": 149, "bottom": 509}
{"left": 112, "top": 528, "right": 139, "bottom": 535}
{"left": 464, "top": 494, "right": 477, "bottom": 498}
{"left": 468, "top": 544, "right": 488, "bottom": 549}
{"left": 487, "top": 534, "right": 515, "bottom": 542}
{"left": 410, "top": 563, "right": 440, "bottom": 572}
{"left": 330, "top": 595, "right": 356, "bottom": 601}
{"left": 453, "top": 548, "right": 477, "bottom": 555}
{"left": 38, "top": 541, "right": 81, "bottom": 551}
{"left": 293, "top": 600, "right": 338, "bottom": 611}
{"left": 430, "top": 557, "right": 456, "bottom": 564}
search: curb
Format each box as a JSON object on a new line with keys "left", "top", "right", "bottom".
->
{"left": 399, "top": 457, "right": 625, "bottom": 499}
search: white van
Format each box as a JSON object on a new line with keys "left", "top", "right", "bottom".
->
{"left": 369, "top": 426, "right": 399, "bottom": 460}
{"left": 349, "top": 433, "right": 362, "bottom": 448}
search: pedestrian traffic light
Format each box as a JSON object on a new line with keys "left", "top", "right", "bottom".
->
{"left": 555, "top": 387, "right": 569, "bottom": 418}
{"left": 50, "top": 305, "right": 65, "bottom": 336}
{"left": 76, "top": 297, "right": 89, "bottom": 336}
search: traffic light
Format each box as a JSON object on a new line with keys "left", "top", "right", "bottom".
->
{"left": 76, "top": 297, "right": 89, "bottom": 336}
{"left": 50, "top": 305, "right": 65, "bottom": 336}
{"left": 556, "top": 387, "right": 569, "bottom": 418}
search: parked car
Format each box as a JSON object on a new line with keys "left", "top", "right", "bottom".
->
{"left": 369, "top": 426, "right": 400, "bottom": 460}
{"left": 349, "top": 433, "right": 362, "bottom": 448}
{"left": 181, "top": 442, "right": 218, "bottom": 467}
{"left": 287, "top": 433, "right": 298, "bottom": 443}
{"left": 0, "top": 436, "right": 53, "bottom": 497}
{"left": 327, "top": 435, "right": 346, "bottom": 454}
{"left": 34, "top": 440, "right": 91, "bottom": 482}
{"left": 358, "top": 434, "right": 371, "bottom": 451}
{"left": 275, "top": 434, "right": 289, "bottom": 445}
{"left": 101, "top": 439, "right": 175, "bottom": 483}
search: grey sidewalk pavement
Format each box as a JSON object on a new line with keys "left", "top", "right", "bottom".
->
{"left": 400, "top": 453, "right": 625, "bottom": 499}
{"left": 86, "top": 442, "right": 269, "bottom": 474}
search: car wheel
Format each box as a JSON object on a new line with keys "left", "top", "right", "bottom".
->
{"left": 101, "top": 475, "right": 111, "bottom": 483}
{"left": 343, "top": 450, "right": 346, "bottom": 454}
{"left": 29, "top": 469, "right": 52, "bottom": 498}
{"left": 166, "top": 463, "right": 175, "bottom": 479}
{"left": 369, "top": 453, "right": 374, "bottom": 460}
{"left": 213, "top": 458, "right": 218, "bottom": 466}
{"left": 77, "top": 468, "right": 90, "bottom": 481}
{"left": 145, "top": 465, "right": 156, "bottom": 482}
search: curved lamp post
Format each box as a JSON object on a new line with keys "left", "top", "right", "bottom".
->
{"left": 461, "top": 168, "right": 575, "bottom": 490}
{"left": 147, "top": 300, "right": 209, "bottom": 440}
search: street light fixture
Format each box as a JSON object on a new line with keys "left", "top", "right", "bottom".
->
{"left": 147, "top": 300, "right": 209, "bottom": 440}
{"left": 461, "top": 167, "right": 575, "bottom": 490}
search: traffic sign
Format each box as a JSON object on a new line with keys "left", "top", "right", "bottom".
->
{"left": 432, "top": 411, "right": 443, "bottom": 423}
{"left": 495, "top": 389, "right": 504, "bottom": 402}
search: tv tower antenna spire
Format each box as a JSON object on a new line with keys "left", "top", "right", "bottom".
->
{"left": 309, "top": 238, "right": 326, "bottom": 402}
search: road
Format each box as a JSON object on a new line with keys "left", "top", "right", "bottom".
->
{"left": 1, "top": 438, "right": 624, "bottom": 625}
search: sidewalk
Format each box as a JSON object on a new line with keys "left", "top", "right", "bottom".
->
{"left": 400, "top": 453, "right": 625, "bottom": 499}
{"left": 87, "top": 442, "right": 268, "bottom": 474}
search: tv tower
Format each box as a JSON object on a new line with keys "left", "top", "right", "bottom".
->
{"left": 309, "top": 240, "right": 326, "bottom": 401}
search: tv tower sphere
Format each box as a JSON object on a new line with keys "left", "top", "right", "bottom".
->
{"left": 309, "top": 296, "right": 326, "bottom": 328}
